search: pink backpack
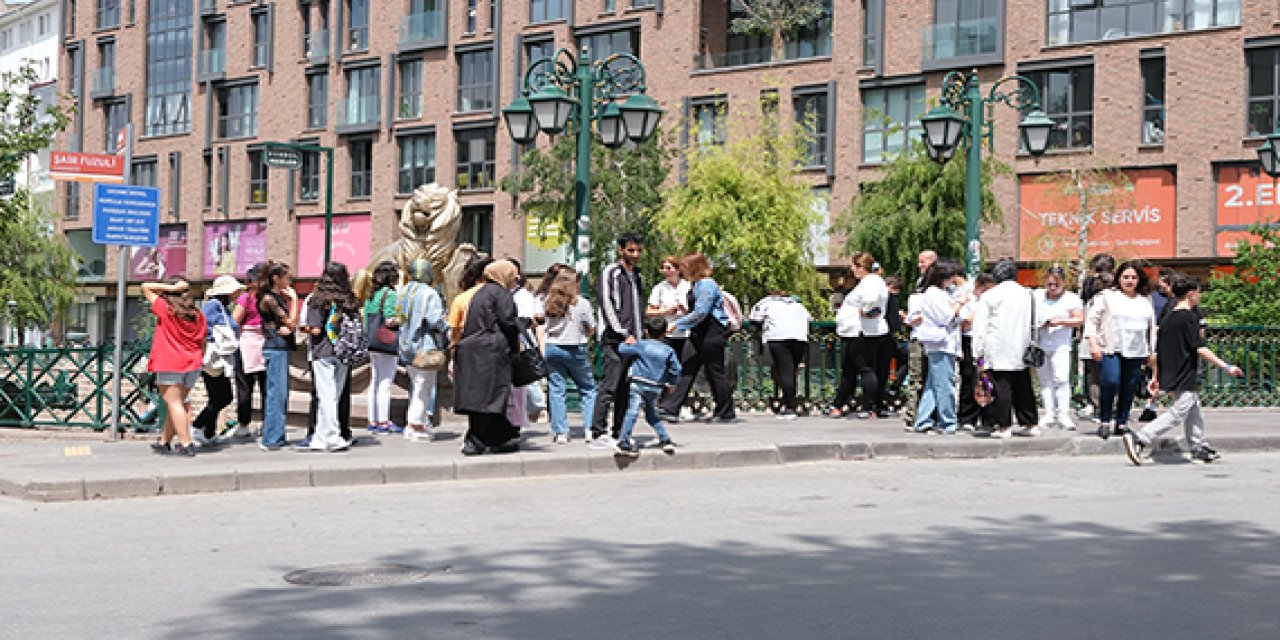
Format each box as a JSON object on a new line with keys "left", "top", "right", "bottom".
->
{"left": 721, "top": 290, "right": 744, "bottom": 332}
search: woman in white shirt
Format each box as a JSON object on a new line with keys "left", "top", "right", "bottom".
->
{"left": 541, "top": 271, "right": 597, "bottom": 444}
{"left": 1083, "top": 260, "right": 1157, "bottom": 440}
{"left": 646, "top": 255, "right": 692, "bottom": 384}
{"left": 750, "top": 291, "right": 813, "bottom": 419}
{"left": 1035, "top": 265, "right": 1084, "bottom": 430}
{"left": 910, "top": 261, "right": 964, "bottom": 434}
{"left": 828, "top": 252, "right": 892, "bottom": 419}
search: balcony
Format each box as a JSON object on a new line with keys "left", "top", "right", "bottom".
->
{"left": 398, "top": 9, "right": 445, "bottom": 51}
{"left": 695, "top": 35, "right": 831, "bottom": 71}
{"left": 921, "top": 16, "right": 1001, "bottom": 70}
{"left": 89, "top": 67, "right": 114, "bottom": 99}
{"left": 336, "top": 95, "right": 380, "bottom": 134}
{"left": 197, "top": 47, "right": 226, "bottom": 81}
{"left": 306, "top": 28, "right": 330, "bottom": 64}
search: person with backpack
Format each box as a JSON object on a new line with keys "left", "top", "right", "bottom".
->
{"left": 363, "top": 261, "right": 402, "bottom": 435}
{"left": 663, "top": 252, "right": 738, "bottom": 424}
{"left": 397, "top": 259, "right": 447, "bottom": 442}
{"left": 191, "top": 275, "right": 244, "bottom": 445}
{"left": 299, "top": 263, "right": 360, "bottom": 452}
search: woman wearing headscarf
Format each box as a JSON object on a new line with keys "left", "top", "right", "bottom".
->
{"left": 192, "top": 275, "right": 243, "bottom": 444}
{"left": 398, "top": 258, "right": 446, "bottom": 442}
{"left": 453, "top": 259, "right": 522, "bottom": 455}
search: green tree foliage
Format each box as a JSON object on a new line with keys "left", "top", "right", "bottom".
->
{"left": 834, "top": 140, "right": 1008, "bottom": 287}
{"left": 656, "top": 105, "right": 825, "bottom": 315}
{"left": 729, "top": 0, "right": 828, "bottom": 60}
{"left": 1, "top": 64, "right": 77, "bottom": 326}
{"left": 1202, "top": 223, "right": 1280, "bottom": 326}
{"left": 500, "top": 127, "right": 676, "bottom": 282}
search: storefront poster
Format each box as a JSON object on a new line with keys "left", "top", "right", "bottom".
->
{"left": 203, "top": 221, "right": 268, "bottom": 278}
{"left": 297, "top": 214, "right": 372, "bottom": 278}
{"left": 523, "top": 214, "right": 571, "bottom": 275}
{"left": 1018, "top": 167, "right": 1177, "bottom": 262}
{"left": 129, "top": 224, "right": 187, "bottom": 281}
{"left": 1213, "top": 163, "right": 1280, "bottom": 256}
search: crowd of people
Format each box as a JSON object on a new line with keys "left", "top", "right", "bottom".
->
{"left": 140, "top": 232, "right": 1241, "bottom": 465}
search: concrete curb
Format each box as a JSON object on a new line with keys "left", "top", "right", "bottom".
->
{"left": 3, "top": 433, "right": 1279, "bottom": 502}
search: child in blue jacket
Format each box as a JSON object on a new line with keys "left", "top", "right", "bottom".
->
{"left": 615, "top": 317, "right": 683, "bottom": 456}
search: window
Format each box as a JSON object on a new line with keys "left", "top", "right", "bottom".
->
{"left": 402, "top": 0, "right": 443, "bottom": 46}
{"left": 1024, "top": 66, "right": 1094, "bottom": 150}
{"left": 1248, "top": 48, "right": 1280, "bottom": 137}
{"left": 1046, "top": 0, "right": 1239, "bottom": 45}
{"left": 341, "top": 66, "right": 379, "bottom": 128}
{"left": 398, "top": 58, "right": 422, "bottom": 119}
{"left": 457, "top": 48, "right": 493, "bottom": 112}
{"left": 459, "top": 206, "right": 493, "bottom": 254}
{"left": 251, "top": 8, "right": 271, "bottom": 68}
{"left": 455, "top": 126, "right": 495, "bottom": 190}
{"left": 864, "top": 0, "right": 883, "bottom": 69}
{"left": 397, "top": 132, "right": 435, "bottom": 194}
{"left": 200, "top": 18, "right": 227, "bottom": 77}
{"left": 1141, "top": 55, "right": 1165, "bottom": 144}
{"left": 98, "top": 0, "right": 121, "bottom": 29}
{"left": 132, "top": 158, "right": 157, "bottom": 186}
{"left": 300, "top": 0, "right": 312, "bottom": 56}
{"left": 145, "top": 0, "right": 193, "bottom": 136}
{"left": 604, "top": 0, "right": 616, "bottom": 11}
{"left": 307, "top": 72, "right": 328, "bottom": 128}
{"left": 723, "top": 0, "right": 829, "bottom": 66}
{"left": 632, "top": 0, "right": 656, "bottom": 6}
{"left": 216, "top": 81, "right": 259, "bottom": 138}
{"left": 926, "top": 0, "right": 1000, "bottom": 64}
{"left": 68, "top": 0, "right": 77, "bottom": 37}
{"left": 94, "top": 39, "right": 115, "bottom": 96}
{"left": 690, "top": 97, "right": 727, "bottom": 149}
{"left": 578, "top": 27, "right": 638, "bottom": 64}
{"left": 68, "top": 45, "right": 83, "bottom": 97}
{"left": 346, "top": 0, "right": 368, "bottom": 51}
{"left": 525, "top": 39, "right": 555, "bottom": 87}
{"left": 247, "top": 148, "right": 269, "bottom": 204}
{"left": 298, "top": 148, "right": 320, "bottom": 201}
{"left": 104, "top": 98, "right": 128, "bottom": 153}
{"left": 530, "top": 0, "right": 568, "bottom": 22}
{"left": 168, "top": 151, "right": 181, "bottom": 218}
{"left": 793, "top": 89, "right": 829, "bottom": 168}
{"left": 38, "top": 14, "right": 50, "bottom": 36}
{"left": 349, "top": 137, "right": 372, "bottom": 197}
{"left": 202, "top": 149, "right": 213, "bottom": 208}
{"left": 465, "top": 0, "right": 477, "bottom": 33}
{"left": 861, "top": 83, "right": 926, "bottom": 164}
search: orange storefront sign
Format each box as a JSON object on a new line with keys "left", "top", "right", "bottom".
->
{"left": 1018, "top": 167, "right": 1177, "bottom": 262}
{"left": 1213, "top": 163, "right": 1280, "bottom": 257}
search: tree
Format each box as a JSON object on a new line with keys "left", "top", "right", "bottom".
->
{"left": 1019, "top": 167, "right": 1138, "bottom": 289}
{"left": 834, "top": 140, "right": 1008, "bottom": 288}
{"left": 656, "top": 102, "right": 826, "bottom": 315}
{"left": 1, "top": 63, "right": 77, "bottom": 327}
{"left": 729, "top": 0, "right": 828, "bottom": 61}
{"left": 1202, "top": 222, "right": 1280, "bottom": 326}
{"left": 500, "top": 127, "right": 677, "bottom": 282}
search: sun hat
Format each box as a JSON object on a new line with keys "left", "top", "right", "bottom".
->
{"left": 207, "top": 275, "right": 245, "bottom": 297}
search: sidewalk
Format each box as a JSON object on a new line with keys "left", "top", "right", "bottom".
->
{"left": 1, "top": 409, "right": 1276, "bottom": 502}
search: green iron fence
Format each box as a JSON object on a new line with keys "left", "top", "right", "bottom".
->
{"left": 0, "top": 343, "right": 162, "bottom": 431}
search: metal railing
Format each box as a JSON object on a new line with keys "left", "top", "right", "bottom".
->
{"left": 695, "top": 35, "right": 832, "bottom": 71}
{"left": 337, "top": 95, "right": 380, "bottom": 127}
{"left": 921, "top": 16, "right": 999, "bottom": 65}
{"left": 90, "top": 67, "right": 115, "bottom": 97}
{"left": 398, "top": 10, "right": 443, "bottom": 46}
{"left": 0, "top": 343, "right": 162, "bottom": 431}
{"left": 198, "top": 47, "right": 226, "bottom": 77}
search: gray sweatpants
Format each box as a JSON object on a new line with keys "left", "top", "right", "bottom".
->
{"left": 1135, "top": 391, "right": 1207, "bottom": 451}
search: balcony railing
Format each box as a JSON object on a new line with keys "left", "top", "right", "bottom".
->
{"left": 198, "top": 47, "right": 226, "bottom": 78}
{"left": 89, "top": 67, "right": 114, "bottom": 99}
{"left": 337, "top": 95, "right": 380, "bottom": 131}
{"left": 307, "top": 28, "right": 330, "bottom": 64}
{"left": 398, "top": 9, "right": 444, "bottom": 48}
{"left": 696, "top": 35, "right": 832, "bottom": 71}
{"left": 921, "top": 16, "right": 1000, "bottom": 67}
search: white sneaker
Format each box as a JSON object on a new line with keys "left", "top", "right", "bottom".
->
{"left": 1056, "top": 415, "right": 1077, "bottom": 431}
{"left": 588, "top": 435, "right": 616, "bottom": 450}
{"left": 191, "top": 430, "right": 211, "bottom": 446}
{"left": 552, "top": 432, "right": 570, "bottom": 445}
{"left": 405, "top": 429, "right": 432, "bottom": 442}
{"left": 1016, "top": 426, "right": 1043, "bottom": 437}
{"left": 989, "top": 428, "right": 1011, "bottom": 439}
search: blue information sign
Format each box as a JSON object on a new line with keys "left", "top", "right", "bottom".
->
{"left": 92, "top": 184, "right": 161, "bottom": 247}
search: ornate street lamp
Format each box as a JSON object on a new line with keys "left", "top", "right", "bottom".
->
{"left": 501, "top": 96, "right": 537, "bottom": 146}
{"left": 919, "top": 70, "right": 1052, "bottom": 278}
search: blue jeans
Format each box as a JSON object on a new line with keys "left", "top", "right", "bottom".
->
{"left": 1099, "top": 354, "right": 1144, "bottom": 426}
{"left": 619, "top": 381, "right": 672, "bottom": 446}
{"left": 914, "top": 351, "right": 957, "bottom": 433}
{"left": 545, "top": 343, "right": 596, "bottom": 436}
{"left": 261, "top": 349, "right": 290, "bottom": 446}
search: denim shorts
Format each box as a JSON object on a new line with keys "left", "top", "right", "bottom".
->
{"left": 155, "top": 370, "right": 200, "bottom": 388}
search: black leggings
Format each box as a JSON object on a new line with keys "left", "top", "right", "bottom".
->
{"left": 193, "top": 372, "right": 234, "bottom": 438}
{"left": 661, "top": 320, "right": 735, "bottom": 419}
{"left": 234, "top": 350, "right": 267, "bottom": 426}
{"left": 832, "top": 334, "right": 893, "bottom": 412}
{"left": 989, "top": 369, "right": 1038, "bottom": 428}
{"left": 768, "top": 340, "right": 806, "bottom": 412}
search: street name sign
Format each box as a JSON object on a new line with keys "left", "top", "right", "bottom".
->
{"left": 50, "top": 151, "right": 126, "bottom": 183}
{"left": 91, "top": 184, "right": 160, "bottom": 247}
{"left": 263, "top": 146, "right": 303, "bottom": 170}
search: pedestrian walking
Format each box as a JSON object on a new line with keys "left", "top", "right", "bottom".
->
{"left": 1035, "top": 265, "right": 1084, "bottom": 430}
{"left": 972, "top": 258, "right": 1040, "bottom": 439}
{"left": 227, "top": 263, "right": 265, "bottom": 439}
{"left": 591, "top": 232, "right": 645, "bottom": 447}
{"left": 143, "top": 279, "right": 207, "bottom": 457}
{"left": 909, "top": 262, "right": 963, "bottom": 434}
{"left": 902, "top": 249, "right": 938, "bottom": 427}
{"left": 192, "top": 275, "right": 243, "bottom": 444}
{"left": 542, "top": 271, "right": 597, "bottom": 444}
{"left": 614, "top": 318, "right": 683, "bottom": 457}
{"left": 398, "top": 258, "right": 447, "bottom": 442}
{"left": 663, "top": 252, "right": 738, "bottom": 424}
{"left": 256, "top": 261, "right": 299, "bottom": 450}
{"left": 1084, "top": 260, "right": 1157, "bottom": 440}
{"left": 749, "top": 290, "right": 812, "bottom": 419}
{"left": 298, "top": 263, "right": 359, "bottom": 452}
{"left": 453, "top": 260, "right": 522, "bottom": 456}
{"left": 1123, "top": 275, "right": 1243, "bottom": 465}
{"left": 1077, "top": 253, "right": 1117, "bottom": 422}
{"left": 363, "top": 260, "right": 402, "bottom": 435}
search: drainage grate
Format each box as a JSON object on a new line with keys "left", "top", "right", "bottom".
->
{"left": 284, "top": 563, "right": 449, "bottom": 587}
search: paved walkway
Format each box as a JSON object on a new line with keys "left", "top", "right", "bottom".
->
{"left": 1, "top": 409, "right": 1276, "bottom": 502}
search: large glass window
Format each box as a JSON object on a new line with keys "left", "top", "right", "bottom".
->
{"left": 398, "top": 58, "right": 422, "bottom": 119}
{"left": 691, "top": 97, "right": 727, "bottom": 150}
{"left": 864, "top": 0, "right": 882, "bottom": 69}
{"left": 346, "top": 0, "right": 368, "bottom": 51}
{"left": 579, "top": 27, "right": 638, "bottom": 64}
{"left": 247, "top": 148, "right": 269, "bottom": 204}
{"left": 251, "top": 9, "right": 271, "bottom": 68}
{"left": 455, "top": 126, "right": 495, "bottom": 190}
{"left": 530, "top": 0, "right": 568, "bottom": 22}
{"left": 132, "top": 158, "right": 157, "bottom": 186}
{"left": 397, "top": 132, "right": 435, "bottom": 195}
{"left": 793, "top": 89, "right": 829, "bottom": 168}
{"left": 1047, "top": 0, "right": 1239, "bottom": 45}
{"left": 307, "top": 72, "right": 327, "bottom": 128}
{"left": 457, "top": 49, "right": 493, "bottom": 112}
{"left": 928, "top": 0, "right": 999, "bottom": 62}
{"left": 216, "top": 81, "right": 259, "bottom": 139}
{"left": 459, "top": 205, "right": 493, "bottom": 254}
{"left": 1248, "top": 48, "right": 1280, "bottom": 137}
{"left": 722, "top": 0, "right": 829, "bottom": 66}
{"left": 861, "top": 83, "right": 926, "bottom": 164}
{"left": 104, "top": 98, "right": 128, "bottom": 153}
{"left": 1025, "top": 66, "right": 1094, "bottom": 150}
{"left": 342, "top": 66, "right": 379, "bottom": 127}
{"left": 144, "top": 0, "right": 193, "bottom": 136}
{"left": 525, "top": 39, "right": 555, "bottom": 88}
{"left": 297, "top": 147, "right": 320, "bottom": 202}
{"left": 349, "top": 137, "right": 372, "bottom": 197}
{"left": 97, "top": 0, "right": 120, "bottom": 29}
{"left": 1141, "top": 55, "right": 1165, "bottom": 145}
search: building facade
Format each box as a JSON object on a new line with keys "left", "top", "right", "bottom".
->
{"left": 52, "top": 0, "right": 1280, "bottom": 339}
{"left": 2, "top": 0, "right": 60, "bottom": 199}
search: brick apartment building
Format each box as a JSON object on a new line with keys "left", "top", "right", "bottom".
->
{"left": 50, "top": 0, "right": 1280, "bottom": 341}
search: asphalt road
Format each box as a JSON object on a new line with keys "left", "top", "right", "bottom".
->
{"left": 3, "top": 454, "right": 1278, "bottom": 640}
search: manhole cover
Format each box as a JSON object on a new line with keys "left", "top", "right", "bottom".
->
{"left": 284, "top": 563, "right": 448, "bottom": 587}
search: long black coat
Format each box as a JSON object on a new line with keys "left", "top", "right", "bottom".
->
{"left": 452, "top": 282, "right": 520, "bottom": 415}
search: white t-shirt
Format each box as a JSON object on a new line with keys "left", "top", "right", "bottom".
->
{"left": 513, "top": 287, "right": 538, "bottom": 320}
{"left": 749, "top": 295, "right": 812, "bottom": 342}
{"left": 1108, "top": 291, "right": 1155, "bottom": 358}
{"left": 648, "top": 279, "right": 691, "bottom": 338}
{"left": 1035, "top": 289, "right": 1083, "bottom": 352}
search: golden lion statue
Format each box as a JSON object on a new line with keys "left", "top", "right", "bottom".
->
{"left": 354, "top": 183, "right": 463, "bottom": 301}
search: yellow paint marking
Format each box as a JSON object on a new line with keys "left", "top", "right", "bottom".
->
{"left": 63, "top": 446, "right": 93, "bottom": 457}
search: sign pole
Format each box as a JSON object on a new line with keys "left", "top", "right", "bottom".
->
{"left": 108, "top": 123, "right": 133, "bottom": 441}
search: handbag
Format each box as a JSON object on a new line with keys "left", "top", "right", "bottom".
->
{"left": 202, "top": 302, "right": 239, "bottom": 376}
{"left": 399, "top": 283, "right": 448, "bottom": 370}
{"left": 1022, "top": 290, "right": 1047, "bottom": 368}
{"left": 365, "top": 289, "right": 399, "bottom": 353}
{"left": 511, "top": 327, "right": 547, "bottom": 386}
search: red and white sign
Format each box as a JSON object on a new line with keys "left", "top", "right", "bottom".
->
{"left": 1214, "top": 163, "right": 1280, "bottom": 256}
{"left": 1018, "top": 167, "right": 1177, "bottom": 261}
{"left": 49, "top": 151, "right": 125, "bottom": 183}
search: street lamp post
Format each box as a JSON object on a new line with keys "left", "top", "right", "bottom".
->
{"left": 1255, "top": 122, "right": 1280, "bottom": 178}
{"left": 501, "top": 47, "right": 663, "bottom": 281}
{"left": 919, "top": 70, "right": 1054, "bottom": 278}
